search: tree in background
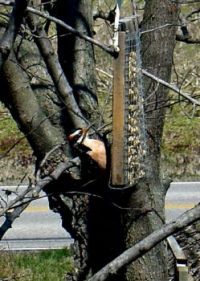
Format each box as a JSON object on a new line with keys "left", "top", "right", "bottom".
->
{"left": 0, "top": 1, "right": 200, "bottom": 280}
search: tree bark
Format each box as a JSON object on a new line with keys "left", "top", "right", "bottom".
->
{"left": 55, "top": 0, "right": 98, "bottom": 122}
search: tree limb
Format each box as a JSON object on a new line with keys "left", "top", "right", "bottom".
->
{"left": 2, "top": 48, "right": 66, "bottom": 158}
{"left": 0, "top": 1, "right": 116, "bottom": 55}
{"left": 26, "top": 12, "right": 87, "bottom": 128}
{"left": 186, "top": 8, "right": 200, "bottom": 19}
{"left": 27, "top": 6, "right": 116, "bottom": 56}
{"left": 88, "top": 203, "right": 200, "bottom": 281}
{"left": 0, "top": 0, "right": 29, "bottom": 67}
{"left": 142, "top": 69, "right": 200, "bottom": 106}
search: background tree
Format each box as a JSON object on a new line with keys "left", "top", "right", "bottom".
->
{"left": 0, "top": 0, "right": 200, "bottom": 281}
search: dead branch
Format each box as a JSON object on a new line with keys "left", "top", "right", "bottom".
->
{"left": 141, "top": 23, "right": 176, "bottom": 35}
{"left": 88, "top": 203, "right": 200, "bottom": 281}
{"left": 0, "top": 0, "right": 29, "bottom": 67}
{"left": 171, "top": 1, "right": 200, "bottom": 4}
{"left": 95, "top": 67, "right": 200, "bottom": 108}
{"left": 142, "top": 69, "right": 200, "bottom": 106}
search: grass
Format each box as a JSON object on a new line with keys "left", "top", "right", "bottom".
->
{"left": 0, "top": 248, "right": 73, "bottom": 281}
{"left": 0, "top": 106, "right": 31, "bottom": 156}
{"left": 0, "top": 104, "right": 34, "bottom": 184}
{"left": 163, "top": 107, "right": 200, "bottom": 153}
{"left": 161, "top": 104, "right": 200, "bottom": 179}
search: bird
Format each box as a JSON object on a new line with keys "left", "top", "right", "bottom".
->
{"left": 67, "top": 128, "right": 107, "bottom": 170}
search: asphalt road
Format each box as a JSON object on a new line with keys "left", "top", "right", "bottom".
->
{"left": 0, "top": 182, "right": 200, "bottom": 250}
{"left": 0, "top": 186, "right": 71, "bottom": 250}
{"left": 165, "top": 182, "right": 200, "bottom": 221}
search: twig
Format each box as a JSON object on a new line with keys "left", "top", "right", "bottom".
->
{"left": 141, "top": 23, "right": 176, "bottom": 35}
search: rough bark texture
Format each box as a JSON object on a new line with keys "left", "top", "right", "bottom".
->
{"left": 55, "top": 0, "right": 98, "bottom": 122}
{"left": 176, "top": 222, "right": 200, "bottom": 281}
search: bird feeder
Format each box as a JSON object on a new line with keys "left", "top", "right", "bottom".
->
{"left": 111, "top": 16, "right": 146, "bottom": 188}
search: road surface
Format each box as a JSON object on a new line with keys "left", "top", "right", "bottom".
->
{"left": 0, "top": 182, "right": 200, "bottom": 250}
{"left": 165, "top": 182, "right": 200, "bottom": 221}
{"left": 0, "top": 186, "right": 71, "bottom": 250}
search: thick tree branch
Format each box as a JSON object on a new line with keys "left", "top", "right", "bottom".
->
{"left": 1, "top": 49, "right": 66, "bottom": 159}
{"left": 26, "top": 12, "right": 87, "bottom": 128}
{"left": 88, "top": 203, "right": 200, "bottom": 281}
{"left": 0, "top": 0, "right": 29, "bottom": 67}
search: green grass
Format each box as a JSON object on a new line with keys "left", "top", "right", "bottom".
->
{"left": 161, "top": 104, "right": 200, "bottom": 179}
{"left": 0, "top": 249, "right": 73, "bottom": 281}
{"left": 0, "top": 106, "right": 31, "bottom": 156}
{"left": 163, "top": 107, "right": 200, "bottom": 154}
{"left": 0, "top": 104, "right": 33, "bottom": 184}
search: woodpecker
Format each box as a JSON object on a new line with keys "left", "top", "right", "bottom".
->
{"left": 68, "top": 128, "right": 107, "bottom": 170}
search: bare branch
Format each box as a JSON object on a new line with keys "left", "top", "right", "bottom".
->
{"left": 88, "top": 203, "right": 200, "bottom": 281}
{"left": 0, "top": 157, "right": 79, "bottom": 239}
{"left": 176, "top": 35, "right": 200, "bottom": 44}
{"left": 142, "top": 69, "right": 200, "bottom": 106}
{"left": 186, "top": 8, "right": 200, "bottom": 19}
{"left": 27, "top": 6, "right": 116, "bottom": 56}
{"left": 141, "top": 23, "right": 176, "bottom": 35}
{"left": 0, "top": 1, "right": 116, "bottom": 55}
{"left": 26, "top": 12, "right": 87, "bottom": 128}
{"left": 0, "top": 0, "right": 29, "bottom": 67}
